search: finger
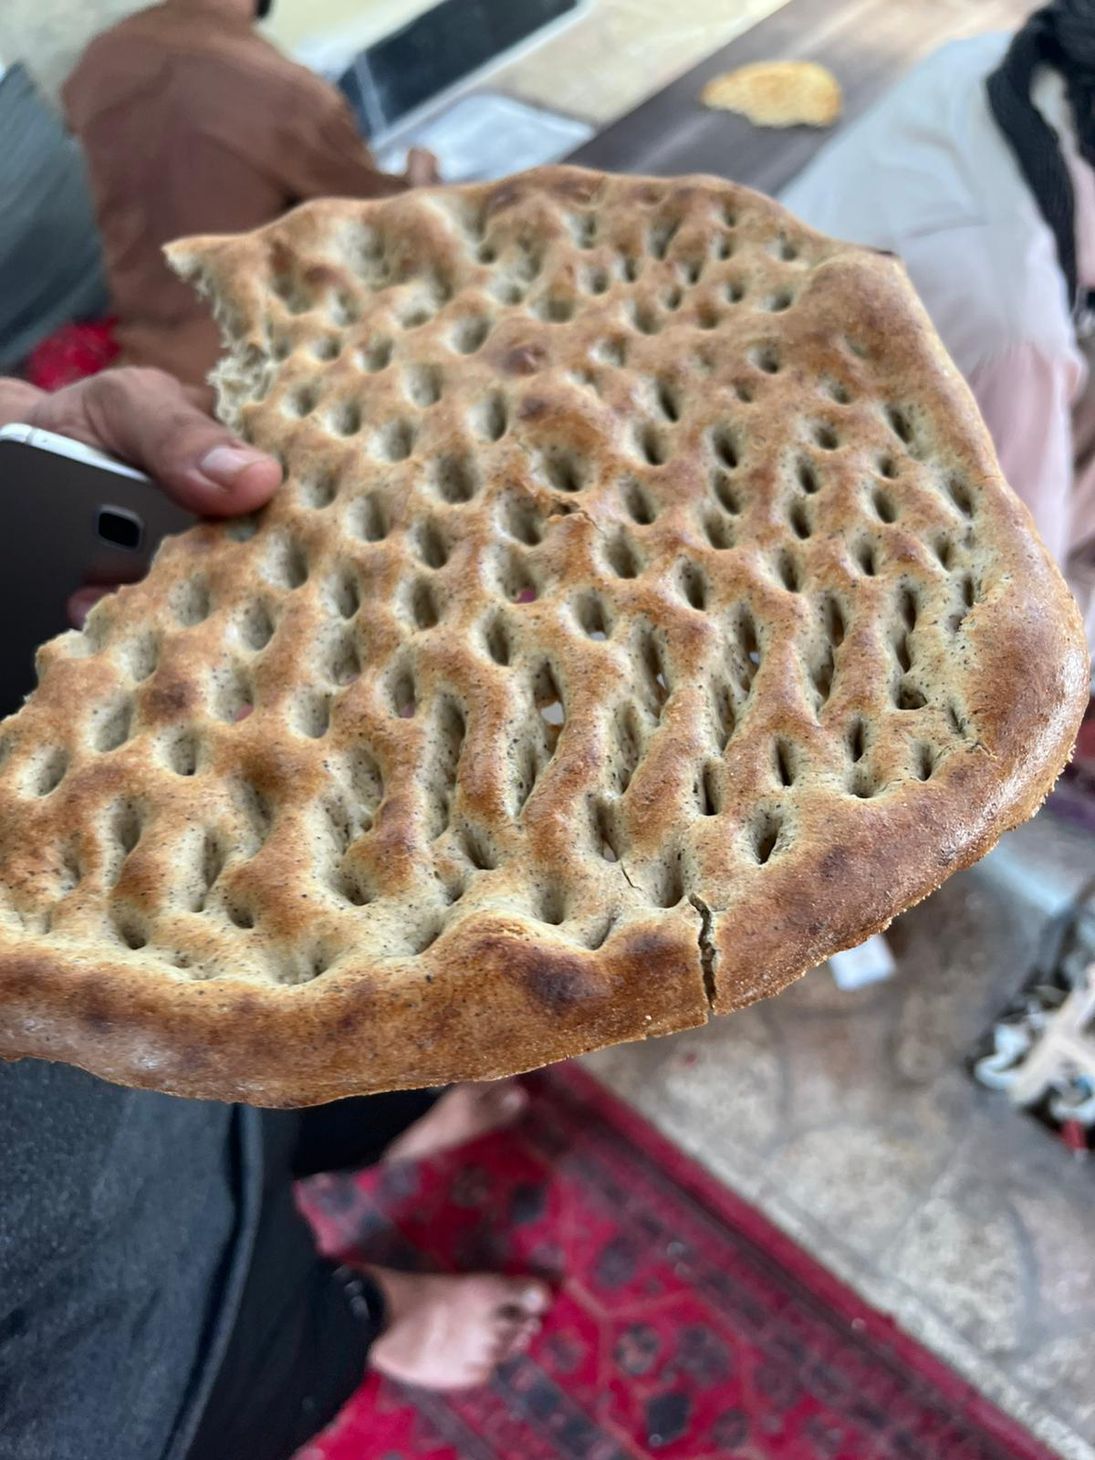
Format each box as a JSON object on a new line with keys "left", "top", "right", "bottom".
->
{"left": 42, "top": 368, "right": 282, "bottom": 516}
{"left": 68, "top": 585, "right": 112, "bottom": 629}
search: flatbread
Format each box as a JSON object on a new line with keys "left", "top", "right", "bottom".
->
{"left": 0, "top": 166, "right": 1084, "bottom": 1105}
{"left": 701, "top": 62, "right": 843, "bottom": 128}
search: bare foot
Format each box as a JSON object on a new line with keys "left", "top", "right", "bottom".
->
{"left": 383, "top": 1080, "right": 528, "bottom": 1164}
{"left": 367, "top": 1269, "right": 549, "bottom": 1389}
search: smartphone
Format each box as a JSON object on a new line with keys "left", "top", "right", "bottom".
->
{"left": 0, "top": 424, "right": 196, "bottom": 715}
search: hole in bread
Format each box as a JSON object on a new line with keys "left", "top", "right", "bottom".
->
{"left": 112, "top": 910, "right": 148, "bottom": 951}
{"left": 789, "top": 500, "right": 812, "bottom": 539}
{"left": 312, "top": 334, "right": 341, "bottom": 361}
{"left": 749, "top": 344, "right": 780, "bottom": 374}
{"left": 334, "top": 863, "right": 372, "bottom": 907}
{"left": 711, "top": 474, "right": 741, "bottom": 519}
{"left": 225, "top": 514, "right": 259, "bottom": 543}
{"left": 591, "top": 798, "right": 621, "bottom": 861}
{"left": 895, "top": 682, "right": 928, "bottom": 711}
{"left": 898, "top": 586, "right": 919, "bottom": 630}
{"left": 91, "top": 696, "right": 133, "bottom": 752}
{"left": 622, "top": 477, "right": 657, "bottom": 524}
{"left": 425, "top": 697, "right": 466, "bottom": 839}
{"left": 299, "top": 469, "right": 338, "bottom": 509}
{"left": 349, "top": 492, "right": 390, "bottom": 542}
{"left": 680, "top": 257, "right": 704, "bottom": 285}
{"left": 226, "top": 901, "right": 255, "bottom": 930}
{"left": 774, "top": 739, "right": 796, "bottom": 787}
{"left": 662, "top": 284, "right": 684, "bottom": 311}
{"left": 877, "top": 455, "right": 898, "bottom": 480}
{"left": 327, "top": 566, "right": 360, "bottom": 621}
{"left": 711, "top": 680, "right": 736, "bottom": 751}
{"left": 172, "top": 577, "right": 211, "bottom": 627}
{"left": 775, "top": 549, "right": 801, "bottom": 592}
{"left": 696, "top": 301, "right": 720, "bottom": 330}
{"left": 796, "top": 459, "right": 820, "bottom": 495}
{"left": 387, "top": 660, "right": 417, "bottom": 718}
{"left": 110, "top": 799, "right": 143, "bottom": 862}
{"left": 581, "top": 264, "right": 610, "bottom": 294}
{"left": 822, "top": 594, "right": 846, "bottom": 648}
{"left": 616, "top": 253, "right": 640, "bottom": 283}
{"left": 750, "top": 809, "right": 784, "bottom": 865}
{"left": 894, "top": 630, "right": 913, "bottom": 672}
{"left": 497, "top": 544, "right": 539, "bottom": 602}
{"left": 696, "top": 762, "right": 721, "bottom": 816}
{"left": 568, "top": 211, "right": 597, "bottom": 248}
{"left": 511, "top": 735, "right": 546, "bottom": 815}
{"left": 885, "top": 404, "right": 914, "bottom": 445}
{"left": 678, "top": 559, "right": 708, "bottom": 610}
{"left": 461, "top": 824, "right": 497, "bottom": 871}
{"left": 913, "top": 743, "right": 937, "bottom": 781}
{"left": 934, "top": 535, "right": 954, "bottom": 570}
{"left": 849, "top": 766, "right": 880, "bottom": 799}
{"left": 853, "top": 538, "right": 878, "bottom": 576}
{"left": 716, "top": 227, "right": 735, "bottom": 255}
{"left": 121, "top": 632, "right": 160, "bottom": 683}
{"left": 574, "top": 591, "right": 610, "bottom": 639}
{"left": 163, "top": 729, "right": 200, "bottom": 775}
{"left": 410, "top": 578, "right": 441, "bottom": 630}
{"left": 190, "top": 830, "right": 225, "bottom": 912}
{"left": 287, "top": 383, "right": 318, "bottom": 418}
{"left": 703, "top": 510, "right": 735, "bottom": 550}
{"left": 502, "top": 496, "right": 544, "bottom": 546}
{"left": 471, "top": 391, "right": 509, "bottom": 441}
{"left": 451, "top": 315, "right": 491, "bottom": 354}
{"left": 824, "top": 378, "right": 852, "bottom": 405}
{"left": 651, "top": 852, "right": 685, "bottom": 908}
{"left": 483, "top": 611, "right": 513, "bottom": 666}
{"left": 537, "top": 883, "right": 567, "bottom": 925}
{"left": 813, "top": 423, "right": 840, "bottom": 451}
{"left": 947, "top": 475, "right": 975, "bottom": 517}
{"left": 539, "top": 447, "right": 588, "bottom": 494}
{"left": 605, "top": 530, "right": 641, "bottom": 579}
{"left": 655, "top": 379, "right": 681, "bottom": 422}
{"left": 432, "top": 453, "right": 479, "bottom": 504}
{"left": 328, "top": 399, "right": 362, "bottom": 437}
{"left": 211, "top": 662, "right": 254, "bottom": 723}
{"left": 403, "top": 363, "right": 443, "bottom": 408}
{"left": 326, "top": 626, "right": 361, "bottom": 686}
{"left": 764, "top": 289, "right": 794, "bottom": 313}
{"left": 373, "top": 417, "right": 417, "bottom": 462}
{"left": 846, "top": 717, "right": 866, "bottom": 762}
{"left": 872, "top": 487, "right": 897, "bottom": 523}
{"left": 647, "top": 216, "right": 682, "bottom": 260}
{"left": 237, "top": 599, "right": 276, "bottom": 651}
{"left": 809, "top": 645, "right": 835, "bottom": 709}
{"left": 533, "top": 661, "right": 566, "bottom": 749}
{"left": 234, "top": 779, "right": 272, "bottom": 852}
{"left": 410, "top": 917, "right": 444, "bottom": 956}
{"left": 610, "top": 702, "right": 644, "bottom": 793}
{"left": 628, "top": 299, "right": 662, "bottom": 335}
{"left": 594, "top": 336, "right": 628, "bottom": 367}
{"left": 415, "top": 518, "right": 450, "bottom": 568}
{"left": 638, "top": 627, "right": 671, "bottom": 718}
{"left": 360, "top": 336, "right": 393, "bottom": 372}
{"left": 292, "top": 688, "right": 331, "bottom": 739}
{"left": 637, "top": 422, "right": 669, "bottom": 466}
{"left": 534, "top": 294, "right": 576, "bottom": 324}
{"left": 265, "top": 537, "right": 308, "bottom": 590}
{"left": 711, "top": 426, "right": 739, "bottom": 471}
{"left": 28, "top": 746, "right": 68, "bottom": 797}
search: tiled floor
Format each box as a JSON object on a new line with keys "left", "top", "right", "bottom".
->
{"left": 495, "top": 0, "right": 790, "bottom": 125}
{"left": 586, "top": 811, "right": 1095, "bottom": 1460}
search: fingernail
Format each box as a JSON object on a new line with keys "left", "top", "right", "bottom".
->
{"left": 198, "top": 445, "right": 269, "bottom": 487}
{"left": 501, "top": 1089, "right": 526, "bottom": 1113}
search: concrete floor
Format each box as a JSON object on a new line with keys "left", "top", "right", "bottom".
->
{"left": 587, "top": 811, "right": 1095, "bottom": 1460}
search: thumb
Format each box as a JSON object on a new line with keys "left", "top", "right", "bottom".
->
{"left": 39, "top": 367, "right": 283, "bottom": 517}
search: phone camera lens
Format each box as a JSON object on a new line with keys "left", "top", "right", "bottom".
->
{"left": 97, "top": 508, "right": 143, "bottom": 550}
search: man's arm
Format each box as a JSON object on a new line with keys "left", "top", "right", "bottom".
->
{"left": 274, "top": 81, "right": 413, "bottom": 203}
{"left": 967, "top": 341, "right": 1078, "bottom": 566}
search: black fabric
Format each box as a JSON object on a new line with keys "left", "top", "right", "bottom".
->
{"left": 0, "top": 1060, "right": 251, "bottom": 1460}
{"left": 186, "top": 1089, "right": 438, "bottom": 1460}
{"left": 987, "top": 0, "right": 1095, "bottom": 311}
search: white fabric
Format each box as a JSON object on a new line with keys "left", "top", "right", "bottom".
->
{"left": 782, "top": 34, "right": 1095, "bottom": 646}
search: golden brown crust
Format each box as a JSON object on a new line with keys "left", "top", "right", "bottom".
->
{"left": 0, "top": 166, "right": 1085, "bottom": 1104}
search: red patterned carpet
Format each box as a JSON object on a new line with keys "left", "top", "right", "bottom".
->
{"left": 294, "top": 1065, "right": 1053, "bottom": 1460}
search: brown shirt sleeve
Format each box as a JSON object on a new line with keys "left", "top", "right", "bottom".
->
{"left": 273, "top": 79, "right": 408, "bottom": 203}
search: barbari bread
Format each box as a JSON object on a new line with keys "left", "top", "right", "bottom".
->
{"left": 0, "top": 167, "right": 1085, "bottom": 1105}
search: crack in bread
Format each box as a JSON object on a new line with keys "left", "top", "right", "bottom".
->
{"left": 0, "top": 166, "right": 1085, "bottom": 1104}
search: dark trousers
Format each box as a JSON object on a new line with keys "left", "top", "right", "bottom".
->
{"left": 187, "top": 1089, "right": 438, "bottom": 1460}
